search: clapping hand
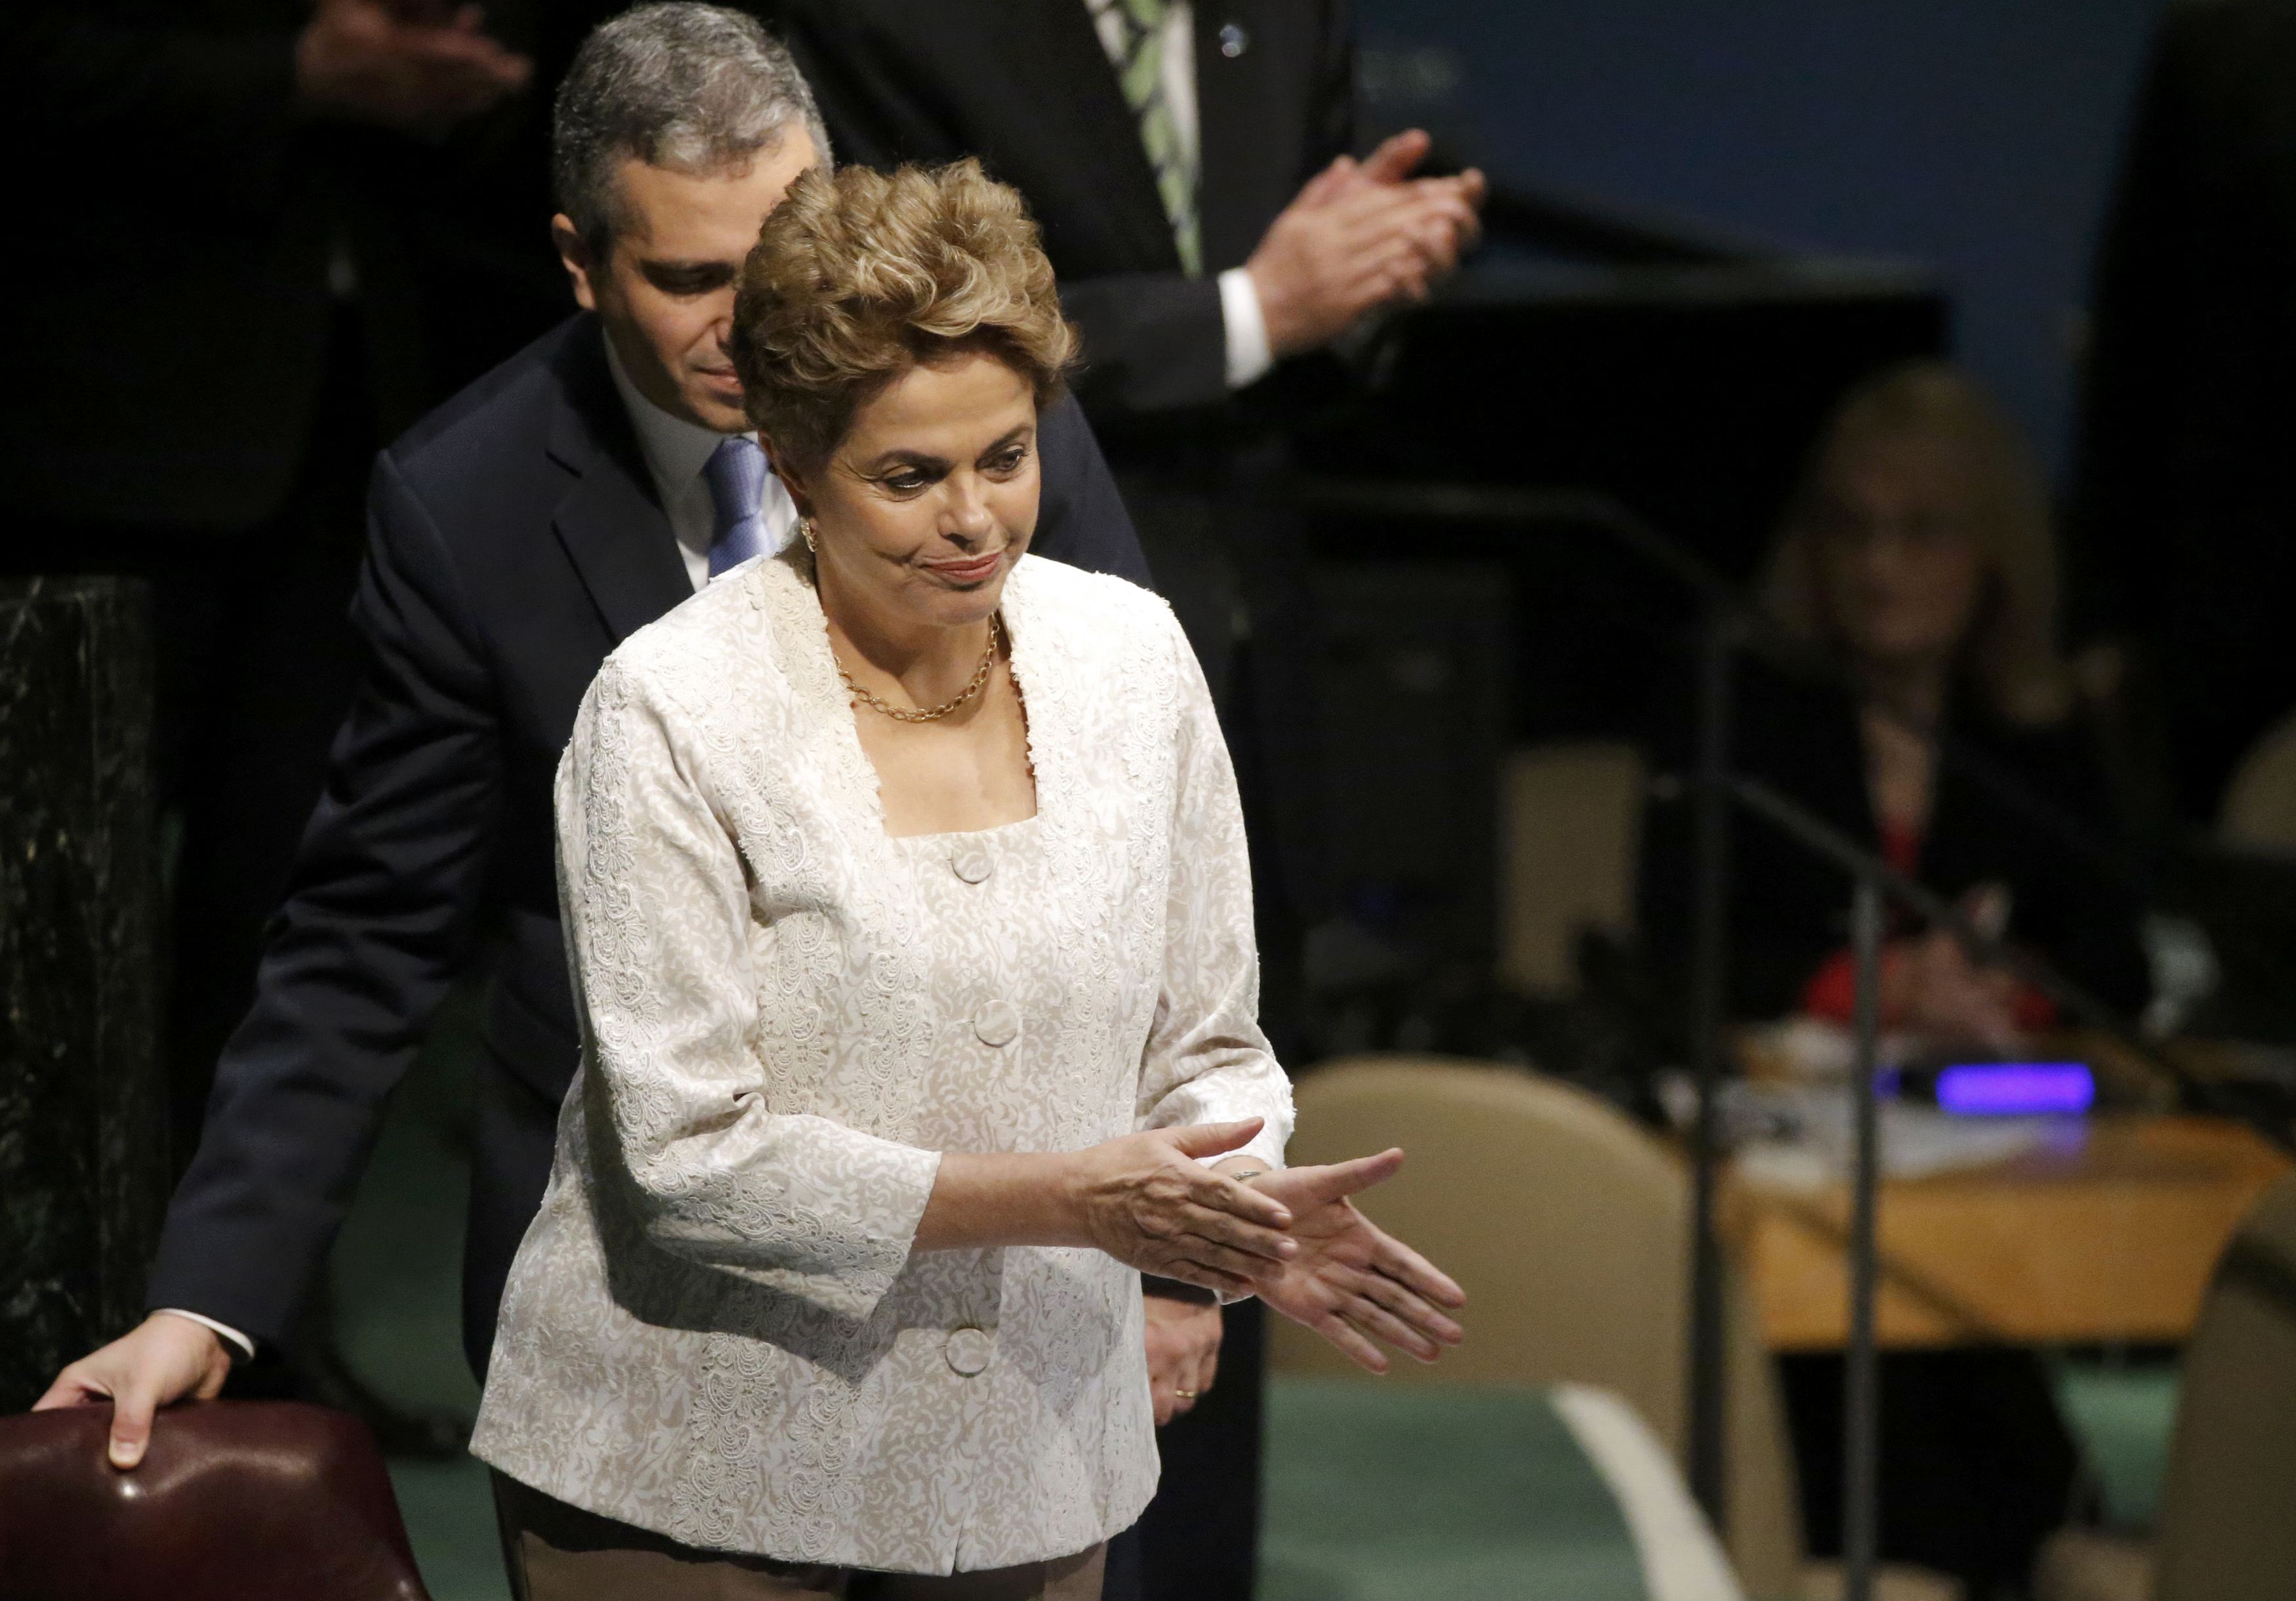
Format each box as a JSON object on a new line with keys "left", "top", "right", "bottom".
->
{"left": 295, "top": 0, "right": 533, "bottom": 137}
{"left": 1298, "top": 128, "right": 1488, "bottom": 262}
{"left": 1246, "top": 127, "right": 1487, "bottom": 357}
{"left": 1232, "top": 1150, "right": 1466, "bottom": 1373}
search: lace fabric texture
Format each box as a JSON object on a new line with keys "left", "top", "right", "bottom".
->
{"left": 470, "top": 548, "right": 1294, "bottom": 1573}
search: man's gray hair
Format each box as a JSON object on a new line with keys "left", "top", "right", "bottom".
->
{"left": 553, "top": 3, "right": 833, "bottom": 253}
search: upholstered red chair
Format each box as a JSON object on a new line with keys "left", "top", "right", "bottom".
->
{"left": 0, "top": 1400, "right": 431, "bottom": 1600}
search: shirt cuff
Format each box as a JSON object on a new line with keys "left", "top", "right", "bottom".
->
{"left": 1218, "top": 267, "right": 1275, "bottom": 390}
{"left": 155, "top": 1308, "right": 256, "bottom": 1363}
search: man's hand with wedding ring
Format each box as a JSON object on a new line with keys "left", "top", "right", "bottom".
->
{"left": 1143, "top": 1293, "right": 1222, "bottom": 1424}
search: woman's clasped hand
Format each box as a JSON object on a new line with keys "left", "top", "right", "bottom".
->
{"left": 1066, "top": 1120, "right": 1302, "bottom": 1293}
{"left": 922, "top": 1117, "right": 1466, "bottom": 1374}
{"left": 1064, "top": 1119, "right": 1468, "bottom": 1374}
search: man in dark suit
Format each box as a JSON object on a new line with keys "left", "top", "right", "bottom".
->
{"left": 3, "top": 0, "right": 560, "bottom": 1455}
{"left": 37, "top": 3, "right": 1147, "bottom": 1471}
{"left": 2068, "top": 0, "right": 2296, "bottom": 824}
{"left": 6, "top": 0, "right": 546, "bottom": 1205}
{"left": 7, "top": 0, "right": 533, "bottom": 539}
{"left": 768, "top": 1, "right": 1477, "bottom": 694}
{"left": 753, "top": 6, "right": 1481, "bottom": 1596}
{"left": 5, "top": 0, "right": 535, "bottom": 1158}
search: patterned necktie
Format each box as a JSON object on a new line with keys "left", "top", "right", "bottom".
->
{"left": 703, "top": 436, "right": 769, "bottom": 578}
{"left": 1103, "top": 0, "right": 1202, "bottom": 277}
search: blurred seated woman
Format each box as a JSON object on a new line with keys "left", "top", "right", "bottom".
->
{"left": 1643, "top": 360, "right": 2149, "bottom": 1596}
{"left": 1644, "top": 358, "right": 2148, "bottom": 1047}
{"left": 467, "top": 161, "right": 1464, "bottom": 1601}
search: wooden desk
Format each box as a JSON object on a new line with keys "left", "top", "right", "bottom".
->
{"left": 1725, "top": 1115, "right": 2291, "bottom": 1350}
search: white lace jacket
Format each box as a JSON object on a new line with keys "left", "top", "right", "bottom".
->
{"left": 469, "top": 547, "right": 1294, "bottom": 1573}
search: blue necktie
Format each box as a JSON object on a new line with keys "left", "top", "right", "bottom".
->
{"left": 704, "top": 436, "right": 769, "bottom": 578}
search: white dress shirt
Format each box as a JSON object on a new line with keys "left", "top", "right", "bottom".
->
{"left": 154, "top": 1306, "right": 255, "bottom": 1360}
{"left": 153, "top": 337, "right": 800, "bottom": 1367}
{"left": 605, "top": 336, "right": 800, "bottom": 588}
{"left": 1083, "top": 0, "right": 1275, "bottom": 390}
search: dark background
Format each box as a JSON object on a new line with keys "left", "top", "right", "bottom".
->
{"left": 1356, "top": 0, "right": 2163, "bottom": 476}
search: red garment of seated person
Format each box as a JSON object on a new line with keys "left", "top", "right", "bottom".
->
{"left": 1797, "top": 820, "right": 2057, "bottom": 1033}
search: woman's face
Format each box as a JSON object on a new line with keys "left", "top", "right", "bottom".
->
{"left": 1807, "top": 428, "right": 1989, "bottom": 675}
{"left": 784, "top": 350, "right": 1040, "bottom": 633}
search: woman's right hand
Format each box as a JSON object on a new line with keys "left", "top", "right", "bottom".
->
{"left": 1065, "top": 1121, "right": 1298, "bottom": 1297}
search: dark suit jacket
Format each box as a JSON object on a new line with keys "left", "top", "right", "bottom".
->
{"left": 769, "top": 0, "right": 1353, "bottom": 429}
{"left": 3, "top": 4, "right": 567, "bottom": 535}
{"left": 144, "top": 313, "right": 1150, "bottom": 1367}
{"left": 1639, "top": 660, "right": 2151, "bottom": 1026}
{"left": 5, "top": 1, "right": 333, "bottom": 530}
{"left": 2067, "top": 0, "right": 2296, "bottom": 818}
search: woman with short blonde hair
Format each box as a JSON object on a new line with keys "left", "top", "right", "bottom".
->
{"left": 1693, "top": 360, "right": 2147, "bottom": 1595}
{"left": 730, "top": 159, "right": 1079, "bottom": 472}
{"left": 1647, "top": 356, "right": 2146, "bottom": 1044}
{"left": 1761, "top": 359, "right": 2071, "bottom": 726}
{"left": 470, "top": 159, "right": 1464, "bottom": 1600}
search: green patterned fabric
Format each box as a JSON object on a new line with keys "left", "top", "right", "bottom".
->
{"left": 1102, "top": 0, "right": 1202, "bottom": 276}
{"left": 1260, "top": 1379, "right": 1652, "bottom": 1601}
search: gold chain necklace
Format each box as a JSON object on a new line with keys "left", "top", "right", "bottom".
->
{"left": 834, "top": 615, "right": 1004, "bottom": 723}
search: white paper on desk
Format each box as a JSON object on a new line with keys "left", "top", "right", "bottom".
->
{"left": 1730, "top": 1083, "right": 2068, "bottom": 1190}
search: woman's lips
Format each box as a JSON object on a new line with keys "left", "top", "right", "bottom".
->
{"left": 925, "top": 549, "right": 1006, "bottom": 585}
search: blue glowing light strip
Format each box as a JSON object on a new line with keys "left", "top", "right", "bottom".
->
{"left": 1934, "top": 1063, "right": 2094, "bottom": 1116}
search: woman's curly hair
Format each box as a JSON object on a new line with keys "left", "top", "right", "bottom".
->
{"left": 729, "top": 159, "right": 1078, "bottom": 474}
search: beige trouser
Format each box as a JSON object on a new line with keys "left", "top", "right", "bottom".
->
{"left": 491, "top": 1472, "right": 1107, "bottom": 1601}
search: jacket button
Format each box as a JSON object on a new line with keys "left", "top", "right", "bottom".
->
{"left": 947, "top": 1327, "right": 994, "bottom": 1376}
{"left": 1219, "top": 21, "right": 1249, "bottom": 56}
{"left": 951, "top": 847, "right": 993, "bottom": 884}
{"left": 972, "top": 999, "right": 1020, "bottom": 1048}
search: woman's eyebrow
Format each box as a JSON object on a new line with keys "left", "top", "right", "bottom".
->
{"left": 859, "top": 427, "right": 1033, "bottom": 473}
{"left": 862, "top": 449, "right": 952, "bottom": 472}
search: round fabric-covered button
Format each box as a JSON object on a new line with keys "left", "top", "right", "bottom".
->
{"left": 972, "top": 999, "right": 1020, "bottom": 1049}
{"left": 951, "top": 847, "right": 993, "bottom": 884}
{"left": 947, "top": 1327, "right": 994, "bottom": 1377}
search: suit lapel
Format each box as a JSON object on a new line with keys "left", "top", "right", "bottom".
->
{"left": 544, "top": 319, "right": 695, "bottom": 645}
{"left": 1011, "top": 0, "right": 1185, "bottom": 272}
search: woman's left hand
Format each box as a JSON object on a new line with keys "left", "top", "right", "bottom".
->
{"left": 1232, "top": 1152, "right": 1466, "bottom": 1373}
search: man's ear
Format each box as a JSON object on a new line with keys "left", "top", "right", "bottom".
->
{"left": 552, "top": 214, "right": 602, "bottom": 312}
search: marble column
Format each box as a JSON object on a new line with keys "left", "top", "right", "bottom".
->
{"left": 0, "top": 575, "right": 167, "bottom": 1413}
